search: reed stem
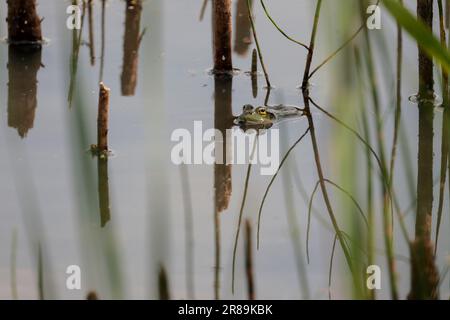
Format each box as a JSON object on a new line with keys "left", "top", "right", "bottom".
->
{"left": 247, "top": 0, "right": 271, "bottom": 88}
{"left": 7, "top": 0, "right": 42, "bottom": 44}
{"left": 97, "top": 82, "right": 110, "bottom": 152}
{"left": 213, "top": 0, "right": 233, "bottom": 71}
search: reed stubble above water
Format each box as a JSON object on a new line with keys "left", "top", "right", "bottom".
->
{"left": 7, "top": 0, "right": 42, "bottom": 44}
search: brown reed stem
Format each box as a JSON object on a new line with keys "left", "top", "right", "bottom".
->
{"left": 97, "top": 82, "right": 110, "bottom": 152}
{"left": 408, "top": 0, "right": 439, "bottom": 300}
{"left": 7, "top": 0, "right": 42, "bottom": 44}
{"left": 121, "top": 0, "right": 144, "bottom": 96}
{"left": 213, "top": 0, "right": 233, "bottom": 71}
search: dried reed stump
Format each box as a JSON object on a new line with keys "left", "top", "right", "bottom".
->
{"left": 91, "top": 82, "right": 111, "bottom": 156}
{"left": 121, "top": 0, "right": 143, "bottom": 96}
{"left": 7, "top": 0, "right": 43, "bottom": 44}
{"left": 7, "top": 45, "right": 42, "bottom": 138}
{"left": 213, "top": 0, "right": 233, "bottom": 72}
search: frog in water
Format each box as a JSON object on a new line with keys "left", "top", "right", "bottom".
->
{"left": 234, "top": 104, "right": 306, "bottom": 129}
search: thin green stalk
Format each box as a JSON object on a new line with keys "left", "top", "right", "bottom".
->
{"left": 99, "top": 0, "right": 106, "bottom": 82}
{"left": 301, "top": 0, "right": 322, "bottom": 89}
{"left": 301, "top": 0, "right": 354, "bottom": 279}
{"left": 247, "top": 0, "right": 271, "bottom": 88}
{"left": 389, "top": 0, "right": 403, "bottom": 189}
{"left": 303, "top": 96, "right": 354, "bottom": 277}
{"left": 362, "top": 105, "right": 375, "bottom": 300}
{"left": 259, "top": 0, "right": 309, "bottom": 50}
{"left": 37, "top": 244, "right": 44, "bottom": 300}
{"left": 358, "top": 17, "right": 399, "bottom": 297}
{"left": 328, "top": 234, "right": 338, "bottom": 300}
{"left": 257, "top": 128, "right": 310, "bottom": 249}
{"left": 68, "top": 1, "right": 86, "bottom": 107}
{"left": 199, "top": 0, "right": 208, "bottom": 21}
{"left": 306, "top": 179, "right": 369, "bottom": 263}
{"left": 308, "top": 0, "right": 380, "bottom": 80}
{"left": 10, "top": 229, "right": 18, "bottom": 300}
{"left": 308, "top": 97, "right": 383, "bottom": 171}
{"left": 232, "top": 135, "right": 258, "bottom": 294}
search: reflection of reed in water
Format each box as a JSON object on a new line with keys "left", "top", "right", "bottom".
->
{"left": 97, "top": 158, "right": 111, "bottom": 227}
{"left": 214, "top": 76, "right": 234, "bottom": 213}
{"left": 121, "top": 0, "right": 144, "bottom": 96}
{"left": 234, "top": 0, "right": 253, "bottom": 55}
{"left": 7, "top": 45, "right": 42, "bottom": 138}
{"left": 213, "top": 75, "right": 234, "bottom": 299}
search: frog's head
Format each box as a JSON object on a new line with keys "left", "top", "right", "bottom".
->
{"left": 235, "top": 105, "right": 275, "bottom": 126}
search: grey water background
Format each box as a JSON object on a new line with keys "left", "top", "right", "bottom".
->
{"left": 0, "top": 0, "right": 448, "bottom": 299}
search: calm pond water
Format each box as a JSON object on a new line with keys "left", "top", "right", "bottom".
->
{"left": 0, "top": 0, "right": 449, "bottom": 299}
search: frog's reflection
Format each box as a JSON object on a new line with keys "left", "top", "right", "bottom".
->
{"left": 7, "top": 45, "right": 42, "bottom": 138}
{"left": 121, "top": 0, "right": 144, "bottom": 96}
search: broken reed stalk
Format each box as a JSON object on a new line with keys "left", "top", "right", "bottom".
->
{"left": 97, "top": 82, "right": 110, "bottom": 152}
{"left": 121, "top": 0, "right": 144, "bottom": 96}
{"left": 244, "top": 220, "right": 255, "bottom": 300}
{"left": 7, "top": 0, "right": 42, "bottom": 44}
{"left": 213, "top": 0, "right": 233, "bottom": 72}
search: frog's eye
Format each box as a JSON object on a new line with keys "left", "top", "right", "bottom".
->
{"left": 257, "top": 108, "right": 267, "bottom": 116}
{"left": 243, "top": 104, "right": 254, "bottom": 111}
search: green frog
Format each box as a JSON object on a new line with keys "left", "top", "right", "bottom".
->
{"left": 234, "top": 104, "right": 306, "bottom": 129}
